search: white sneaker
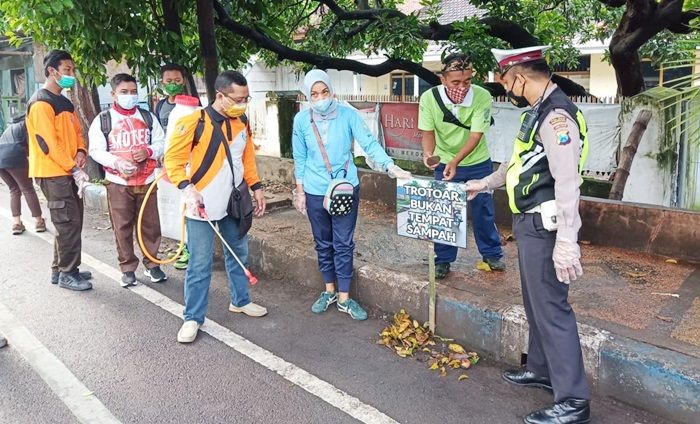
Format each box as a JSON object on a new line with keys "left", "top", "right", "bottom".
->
{"left": 177, "top": 320, "right": 200, "bottom": 343}
{"left": 228, "top": 302, "right": 268, "bottom": 317}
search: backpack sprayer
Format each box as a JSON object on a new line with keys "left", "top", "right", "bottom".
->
{"left": 136, "top": 172, "right": 259, "bottom": 285}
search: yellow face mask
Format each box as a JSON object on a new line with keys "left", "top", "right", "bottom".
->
{"left": 220, "top": 93, "right": 247, "bottom": 118}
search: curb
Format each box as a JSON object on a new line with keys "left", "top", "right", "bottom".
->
{"left": 247, "top": 232, "right": 699, "bottom": 424}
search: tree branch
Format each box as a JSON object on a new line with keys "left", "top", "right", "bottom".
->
{"left": 213, "top": 0, "right": 441, "bottom": 85}
{"left": 597, "top": 0, "right": 626, "bottom": 7}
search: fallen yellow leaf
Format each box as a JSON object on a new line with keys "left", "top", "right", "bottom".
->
{"left": 665, "top": 258, "right": 678, "bottom": 264}
{"left": 458, "top": 375, "right": 469, "bottom": 381}
{"left": 448, "top": 343, "right": 466, "bottom": 354}
{"left": 476, "top": 261, "right": 492, "bottom": 272}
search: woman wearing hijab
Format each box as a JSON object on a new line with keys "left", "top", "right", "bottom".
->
{"left": 292, "top": 69, "right": 411, "bottom": 321}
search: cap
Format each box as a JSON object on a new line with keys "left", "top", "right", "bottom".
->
{"left": 174, "top": 95, "right": 199, "bottom": 107}
{"left": 491, "top": 46, "right": 550, "bottom": 73}
{"left": 441, "top": 53, "right": 472, "bottom": 73}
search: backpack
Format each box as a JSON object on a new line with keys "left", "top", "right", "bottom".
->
{"left": 431, "top": 87, "right": 494, "bottom": 130}
{"left": 96, "top": 107, "right": 154, "bottom": 178}
{"left": 0, "top": 115, "right": 28, "bottom": 169}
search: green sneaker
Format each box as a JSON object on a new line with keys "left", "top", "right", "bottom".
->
{"left": 311, "top": 291, "right": 338, "bottom": 314}
{"left": 174, "top": 247, "right": 190, "bottom": 270}
{"left": 337, "top": 299, "right": 368, "bottom": 321}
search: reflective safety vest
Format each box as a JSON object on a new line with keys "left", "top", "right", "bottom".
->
{"left": 505, "top": 87, "right": 589, "bottom": 213}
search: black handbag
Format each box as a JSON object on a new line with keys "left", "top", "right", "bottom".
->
{"left": 209, "top": 111, "right": 255, "bottom": 236}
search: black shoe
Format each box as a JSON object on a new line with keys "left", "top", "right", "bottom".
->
{"left": 58, "top": 271, "right": 92, "bottom": 291}
{"left": 51, "top": 270, "right": 92, "bottom": 284}
{"left": 503, "top": 369, "right": 552, "bottom": 390}
{"left": 483, "top": 257, "right": 506, "bottom": 271}
{"left": 435, "top": 263, "right": 450, "bottom": 279}
{"left": 121, "top": 272, "right": 138, "bottom": 288}
{"left": 524, "top": 398, "right": 590, "bottom": 424}
{"left": 144, "top": 266, "right": 167, "bottom": 283}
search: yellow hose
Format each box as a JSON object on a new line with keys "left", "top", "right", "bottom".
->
{"left": 137, "top": 172, "right": 186, "bottom": 265}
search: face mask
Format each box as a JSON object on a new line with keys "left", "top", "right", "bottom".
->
{"left": 445, "top": 86, "right": 469, "bottom": 104}
{"left": 163, "top": 83, "right": 184, "bottom": 96}
{"left": 506, "top": 78, "right": 529, "bottom": 108}
{"left": 116, "top": 94, "right": 139, "bottom": 110}
{"left": 311, "top": 98, "right": 334, "bottom": 114}
{"left": 55, "top": 73, "right": 76, "bottom": 89}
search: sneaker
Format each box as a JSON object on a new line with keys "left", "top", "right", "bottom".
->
{"left": 174, "top": 247, "right": 190, "bottom": 270}
{"left": 58, "top": 271, "right": 92, "bottom": 291}
{"left": 35, "top": 218, "right": 46, "bottom": 232}
{"left": 144, "top": 266, "right": 167, "bottom": 283}
{"left": 0, "top": 336, "right": 6, "bottom": 348}
{"left": 435, "top": 263, "right": 451, "bottom": 279}
{"left": 121, "top": 271, "right": 138, "bottom": 288}
{"left": 177, "top": 320, "right": 200, "bottom": 343}
{"left": 337, "top": 299, "right": 368, "bottom": 321}
{"left": 311, "top": 291, "right": 338, "bottom": 314}
{"left": 228, "top": 302, "right": 268, "bottom": 317}
{"left": 11, "top": 223, "right": 25, "bottom": 235}
{"left": 51, "top": 270, "right": 92, "bottom": 285}
{"left": 483, "top": 257, "right": 506, "bottom": 272}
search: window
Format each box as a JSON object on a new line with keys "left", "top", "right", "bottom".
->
{"left": 391, "top": 73, "right": 415, "bottom": 97}
{"left": 418, "top": 78, "right": 432, "bottom": 95}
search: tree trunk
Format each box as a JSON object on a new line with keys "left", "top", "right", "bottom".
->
{"left": 162, "top": 0, "right": 182, "bottom": 35}
{"left": 197, "top": 0, "right": 219, "bottom": 101}
{"left": 609, "top": 109, "right": 653, "bottom": 200}
{"left": 609, "top": 34, "right": 647, "bottom": 97}
{"left": 70, "top": 82, "right": 101, "bottom": 179}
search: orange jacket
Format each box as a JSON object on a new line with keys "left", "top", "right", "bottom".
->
{"left": 26, "top": 89, "right": 86, "bottom": 177}
{"left": 164, "top": 107, "right": 261, "bottom": 191}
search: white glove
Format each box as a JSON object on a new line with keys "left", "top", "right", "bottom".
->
{"left": 552, "top": 238, "right": 583, "bottom": 284}
{"left": 182, "top": 184, "right": 205, "bottom": 218}
{"left": 462, "top": 178, "right": 489, "bottom": 201}
{"left": 292, "top": 188, "right": 306, "bottom": 215}
{"left": 71, "top": 167, "right": 90, "bottom": 199}
{"left": 387, "top": 164, "right": 411, "bottom": 180}
{"left": 114, "top": 158, "right": 137, "bottom": 176}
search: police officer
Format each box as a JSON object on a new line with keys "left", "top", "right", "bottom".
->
{"left": 465, "top": 46, "right": 590, "bottom": 423}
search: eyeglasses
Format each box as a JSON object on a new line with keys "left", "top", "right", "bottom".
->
{"left": 222, "top": 93, "right": 251, "bottom": 104}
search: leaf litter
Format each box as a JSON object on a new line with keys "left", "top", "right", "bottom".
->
{"left": 377, "top": 309, "right": 479, "bottom": 381}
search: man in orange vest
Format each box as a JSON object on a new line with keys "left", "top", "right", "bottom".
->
{"left": 26, "top": 50, "right": 92, "bottom": 291}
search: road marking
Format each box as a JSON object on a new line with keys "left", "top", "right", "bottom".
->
{"left": 2, "top": 208, "right": 400, "bottom": 424}
{"left": 0, "top": 302, "right": 121, "bottom": 424}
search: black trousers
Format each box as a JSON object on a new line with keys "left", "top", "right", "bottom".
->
{"left": 37, "top": 176, "right": 83, "bottom": 273}
{"left": 513, "top": 213, "right": 590, "bottom": 401}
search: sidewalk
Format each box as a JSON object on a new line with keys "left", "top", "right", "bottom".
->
{"left": 82, "top": 182, "right": 699, "bottom": 423}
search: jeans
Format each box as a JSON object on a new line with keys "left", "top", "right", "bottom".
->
{"left": 183, "top": 215, "right": 251, "bottom": 324}
{"left": 306, "top": 186, "right": 360, "bottom": 293}
{"left": 434, "top": 159, "right": 502, "bottom": 263}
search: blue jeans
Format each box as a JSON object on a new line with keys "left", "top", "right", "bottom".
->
{"left": 183, "top": 216, "right": 251, "bottom": 324}
{"left": 306, "top": 187, "right": 360, "bottom": 293}
{"left": 434, "top": 159, "right": 503, "bottom": 263}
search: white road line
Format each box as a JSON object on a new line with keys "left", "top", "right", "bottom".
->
{"left": 2, "top": 208, "right": 400, "bottom": 424}
{"left": 0, "top": 302, "right": 121, "bottom": 424}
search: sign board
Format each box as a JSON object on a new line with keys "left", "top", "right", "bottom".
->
{"left": 396, "top": 178, "right": 467, "bottom": 248}
{"left": 380, "top": 103, "right": 423, "bottom": 161}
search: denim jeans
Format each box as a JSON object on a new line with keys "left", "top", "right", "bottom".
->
{"left": 184, "top": 216, "right": 251, "bottom": 324}
{"left": 433, "top": 159, "right": 503, "bottom": 263}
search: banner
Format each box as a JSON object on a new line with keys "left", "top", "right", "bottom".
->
{"left": 396, "top": 178, "right": 467, "bottom": 248}
{"left": 380, "top": 103, "right": 422, "bottom": 161}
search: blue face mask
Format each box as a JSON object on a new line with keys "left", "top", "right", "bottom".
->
{"left": 116, "top": 94, "right": 139, "bottom": 110}
{"left": 55, "top": 73, "right": 76, "bottom": 89}
{"left": 311, "top": 98, "right": 334, "bottom": 114}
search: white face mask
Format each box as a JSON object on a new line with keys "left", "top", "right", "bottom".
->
{"left": 116, "top": 94, "right": 139, "bottom": 110}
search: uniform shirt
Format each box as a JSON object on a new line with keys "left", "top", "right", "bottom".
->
{"left": 292, "top": 104, "right": 394, "bottom": 196}
{"left": 157, "top": 99, "right": 176, "bottom": 130}
{"left": 165, "top": 106, "right": 261, "bottom": 221}
{"left": 88, "top": 107, "right": 165, "bottom": 186}
{"left": 485, "top": 84, "right": 583, "bottom": 242}
{"left": 418, "top": 84, "right": 492, "bottom": 167}
{"left": 26, "top": 89, "right": 86, "bottom": 177}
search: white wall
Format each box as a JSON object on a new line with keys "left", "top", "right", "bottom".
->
{"left": 589, "top": 53, "right": 618, "bottom": 99}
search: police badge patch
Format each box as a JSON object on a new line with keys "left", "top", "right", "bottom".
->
{"left": 557, "top": 131, "right": 571, "bottom": 145}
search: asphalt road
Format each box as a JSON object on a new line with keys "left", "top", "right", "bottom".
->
{"left": 0, "top": 187, "right": 672, "bottom": 424}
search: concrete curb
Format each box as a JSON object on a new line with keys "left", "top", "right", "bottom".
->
{"left": 247, "top": 234, "right": 699, "bottom": 424}
{"left": 84, "top": 183, "right": 698, "bottom": 422}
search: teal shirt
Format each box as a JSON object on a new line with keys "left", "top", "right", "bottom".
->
{"left": 292, "top": 105, "right": 394, "bottom": 196}
{"left": 418, "top": 85, "right": 492, "bottom": 166}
